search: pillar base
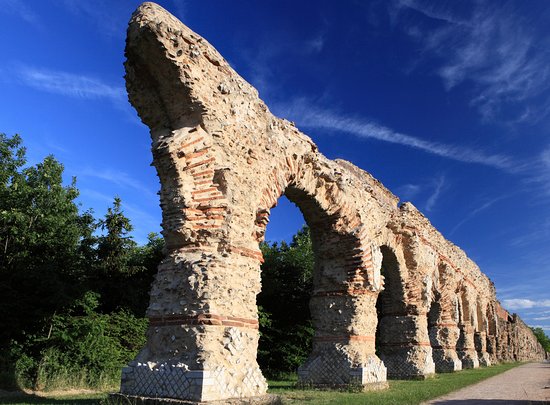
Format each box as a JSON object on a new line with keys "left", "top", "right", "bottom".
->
{"left": 380, "top": 346, "right": 436, "bottom": 379}
{"left": 110, "top": 393, "right": 281, "bottom": 404}
{"left": 457, "top": 350, "right": 480, "bottom": 369}
{"left": 120, "top": 362, "right": 267, "bottom": 402}
{"left": 298, "top": 348, "right": 387, "bottom": 390}
{"left": 432, "top": 348, "right": 462, "bottom": 373}
{"left": 477, "top": 352, "right": 491, "bottom": 367}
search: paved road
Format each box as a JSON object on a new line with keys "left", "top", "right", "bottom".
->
{"left": 423, "top": 362, "right": 550, "bottom": 405}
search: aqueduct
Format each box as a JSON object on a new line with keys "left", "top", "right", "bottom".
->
{"left": 118, "top": 3, "right": 545, "bottom": 402}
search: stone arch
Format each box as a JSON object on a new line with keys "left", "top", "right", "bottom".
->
{"left": 250, "top": 158, "right": 388, "bottom": 387}
{"left": 373, "top": 239, "right": 435, "bottom": 379}
{"left": 427, "top": 262, "right": 462, "bottom": 372}
{"left": 456, "top": 285, "right": 480, "bottom": 369}
{"left": 485, "top": 302, "right": 498, "bottom": 363}
{"left": 473, "top": 297, "right": 491, "bottom": 366}
{"left": 374, "top": 244, "right": 406, "bottom": 376}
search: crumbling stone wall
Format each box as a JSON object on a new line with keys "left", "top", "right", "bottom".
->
{"left": 119, "top": 3, "right": 545, "bottom": 402}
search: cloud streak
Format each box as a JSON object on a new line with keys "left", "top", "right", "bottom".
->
{"left": 502, "top": 298, "right": 550, "bottom": 310}
{"left": 274, "top": 99, "right": 516, "bottom": 171}
{"left": 17, "top": 65, "right": 125, "bottom": 102}
{"left": 60, "top": 0, "right": 127, "bottom": 39}
{"left": 450, "top": 195, "right": 509, "bottom": 235}
{"left": 78, "top": 167, "right": 158, "bottom": 202}
{"left": 394, "top": 0, "right": 550, "bottom": 123}
{"left": 425, "top": 174, "right": 446, "bottom": 212}
{"left": 1, "top": 0, "right": 39, "bottom": 24}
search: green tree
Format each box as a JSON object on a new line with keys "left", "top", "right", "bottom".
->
{"left": 0, "top": 134, "right": 87, "bottom": 346}
{"left": 257, "top": 226, "right": 314, "bottom": 375}
{"left": 0, "top": 133, "right": 164, "bottom": 390}
{"left": 530, "top": 327, "right": 550, "bottom": 352}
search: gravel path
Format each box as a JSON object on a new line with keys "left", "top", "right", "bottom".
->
{"left": 423, "top": 362, "right": 550, "bottom": 404}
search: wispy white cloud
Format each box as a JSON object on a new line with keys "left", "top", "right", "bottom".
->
{"left": 502, "top": 298, "right": 550, "bottom": 310}
{"left": 240, "top": 30, "right": 327, "bottom": 98}
{"left": 0, "top": 0, "right": 39, "bottom": 24}
{"left": 16, "top": 65, "right": 125, "bottom": 102}
{"left": 60, "top": 0, "right": 126, "bottom": 39}
{"left": 425, "top": 174, "right": 446, "bottom": 212}
{"left": 78, "top": 168, "right": 157, "bottom": 201}
{"left": 396, "top": 183, "right": 422, "bottom": 200}
{"left": 273, "top": 98, "right": 516, "bottom": 171}
{"left": 530, "top": 146, "right": 550, "bottom": 196}
{"left": 396, "top": 0, "right": 461, "bottom": 25}
{"left": 450, "top": 195, "right": 509, "bottom": 235}
{"left": 305, "top": 35, "right": 325, "bottom": 53}
{"left": 79, "top": 188, "right": 160, "bottom": 245}
{"left": 394, "top": 0, "right": 550, "bottom": 123}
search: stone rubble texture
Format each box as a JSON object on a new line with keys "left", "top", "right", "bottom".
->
{"left": 119, "top": 2, "right": 546, "bottom": 403}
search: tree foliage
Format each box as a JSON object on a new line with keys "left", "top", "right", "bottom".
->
{"left": 530, "top": 327, "right": 550, "bottom": 353}
{"left": 0, "top": 133, "right": 163, "bottom": 390}
{"left": 257, "top": 226, "right": 314, "bottom": 376}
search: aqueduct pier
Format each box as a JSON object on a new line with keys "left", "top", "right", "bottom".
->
{"left": 117, "top": 2, "right": 545, "bottom": 402}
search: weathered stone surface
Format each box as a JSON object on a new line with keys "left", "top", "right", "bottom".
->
{"left": 119, "top": 2, "right": 546, "bottom": 402}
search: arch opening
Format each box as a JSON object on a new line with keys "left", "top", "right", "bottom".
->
{"left": 256, "top": 195, "right": 313, "bottom": 379}
{"left": 375, "top": 245, "right": 406, "bottom": 378}
{"left": 253, "top": 179, "right": 386, "bottom": 387}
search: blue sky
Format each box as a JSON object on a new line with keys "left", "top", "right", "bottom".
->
{"left": 1, "top": 0, "right": 549, "bottom": 334}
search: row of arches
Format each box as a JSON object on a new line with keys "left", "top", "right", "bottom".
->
{"left": 120, "top": 3, "right": 546, "bottom": 401}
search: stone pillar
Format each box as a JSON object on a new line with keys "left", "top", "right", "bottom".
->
{"left": 486, "top": 334, "right": 498, "bottom": 364}
{"left": 119, "top": 250, "right": 269, "bottom": 402}
{"left": 428, "top": 322, "right": 462, "bottom": 373}
{"left": 456, "top": 323, "right": 479, "bottom": 369}
{"left": 377, "top": 313, "right": 435, "bottom": 379}
{"left": 474, "top": 332, "right": 491, "bottom": 366}
{"left": 298, "top": 291, "right": 387, "bottom": 389}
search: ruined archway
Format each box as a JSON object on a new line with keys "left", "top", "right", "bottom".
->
{"left": 427, "top": 262, "right": 462, "bottom": 372}
{"left": 456, "top": 287, "right": 480, "bottom": 369}
{"left": 117, "top": 3, "right": 546, "bottom": 403}
{"left": 375, "top": 245, "right": 408, "bottom": 378}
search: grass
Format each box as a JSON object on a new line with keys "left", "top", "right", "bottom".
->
{"left": 0, "top": 362, "right": 522, "bottom": 405}
{"left": 269, "top": 362, "right": 522, "bottom": 404}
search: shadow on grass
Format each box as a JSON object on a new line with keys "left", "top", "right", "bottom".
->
{"left": 0, "top": 392, "right": 102, "bottom": 404}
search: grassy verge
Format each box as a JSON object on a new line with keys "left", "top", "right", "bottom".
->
{"left": 0, "top": 362, "right": 522, "bottom": 405}
{"left": 269, "top": 362, "right": 522, "bottom": 404}
{"left": 0, "top": 391, "right": 107, "bottom": 405}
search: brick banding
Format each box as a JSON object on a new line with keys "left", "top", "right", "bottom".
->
{"left": 149, "top": 313, "right": 259, "bottom": 329}
{"left": 313, "top": 289, "right": 378, "bottom": 297}
{"left": 379, "top": 341, "right": 432, "bottom": 347}
{"left": 314, "top": 335, "right": 375, "bottom": 343}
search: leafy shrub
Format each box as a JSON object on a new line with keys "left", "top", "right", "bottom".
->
{"left": 14, "top": 292, "right": 148, "bottom": 390}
